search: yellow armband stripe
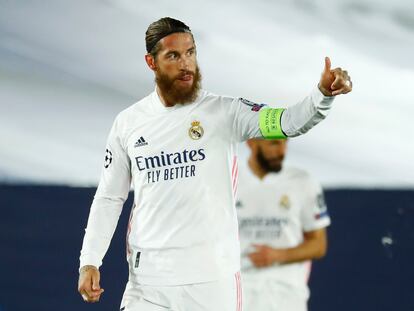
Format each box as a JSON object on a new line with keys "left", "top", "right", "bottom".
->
{"left": 259, "top": 108, "right": 287, "bottom": 139}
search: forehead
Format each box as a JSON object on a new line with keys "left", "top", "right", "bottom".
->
{"left": 258, "top": 139, "right": 286, "bottom": 148}
{"left": 158, "top": 32, "right": 194, "bottom": 53}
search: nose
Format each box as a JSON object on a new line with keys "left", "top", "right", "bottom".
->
{"left": 179, "top": 53, "right": 193, "bottom": 70}
{"left": 179, "top": 57, "right": 190, "bottom": 70}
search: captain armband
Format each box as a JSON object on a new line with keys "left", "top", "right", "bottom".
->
{"left": 259, "top": 108, "right": 287, "bottom": 139}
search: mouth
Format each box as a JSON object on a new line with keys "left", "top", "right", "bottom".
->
{"left": 177, "top": 73, "right": 193, "bottom": 82}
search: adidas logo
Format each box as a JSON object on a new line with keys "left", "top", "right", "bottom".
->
{"left": 134, "top": 136, "right": 148, "bottom": 147}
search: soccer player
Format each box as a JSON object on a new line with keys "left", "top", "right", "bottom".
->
{"left": 78, "top": 17, "right": 352, "bottom": 310}
{"left": 237, "top": 139, "right": 330, "bottom": 311}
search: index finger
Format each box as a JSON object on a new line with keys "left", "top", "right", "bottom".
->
{"left": 331, "top": 74, "right": 346, "bottom": 90}
{"left": 81, "top": 289, "right": 102, "bottom": 303}
{"left": 79, "top": 281, "right": 103, "bottom": 299}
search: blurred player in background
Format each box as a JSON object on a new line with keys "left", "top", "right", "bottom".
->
{"left": 77, "top": 17, "right": 351, "bottom": 310}
{"left": 237, "top": 139, "right": 330, "bottom": 311}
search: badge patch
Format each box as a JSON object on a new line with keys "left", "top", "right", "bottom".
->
{"left": 315, "top": 193, "right": 329, "bottom": 219}
{"left": 188, "top": 120, "right": 204, "bottom": 140}
{"left": 240, "top": 98, "right": 266, "bottom": 112}
{"left": 135, "top": 252, "right": 141, "bottom": 268}
{"left": 279, "top": 194, "right": 291, "bottom": 209}
{"left": 104, "top": 149, "right": 113, "bottom": 168}
{"left": 317, "top": 193, "right": 326, "bottom": 210}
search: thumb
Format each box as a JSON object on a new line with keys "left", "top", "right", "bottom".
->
{"left": 91, "top": 271, "right": 101, "bottom": 291}
{"left": 323, "top": 56, "right": 331, "bottom": 73}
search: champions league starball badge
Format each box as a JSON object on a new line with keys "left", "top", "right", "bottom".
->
{"left": 104, "top": 149, "right": 113, "bottom": 168}
{"left": 240, "top": 98, "right": 266, "bottom": 112}
{"left": 188, "top": 120, "right": 204, "bottom": 140}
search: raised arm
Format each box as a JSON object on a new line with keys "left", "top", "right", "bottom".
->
{"left": 228, "top": 57, "right": 352, "bottom": 142}
{"left": 278, "top": 56, "right": 352, "bottom": 137}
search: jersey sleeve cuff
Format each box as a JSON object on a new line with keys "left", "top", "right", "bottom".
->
{"left": 313, "top": 86, "right": 335, "bottom": 108}
{"left": 303, "top": 216, "right": 331, "bottom": 232}
{"left": 79, "top": 255, "right": 103, "bottom": 272}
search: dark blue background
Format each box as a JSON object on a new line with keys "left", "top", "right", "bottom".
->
{"left": 0, "top": 186, "right": 413, "bottom": 311}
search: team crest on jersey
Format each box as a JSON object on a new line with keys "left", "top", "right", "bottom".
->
{"left": 240, "top": 98, "right": 266, "bottom": 112}
{"left": 188, "top": 120, "right": 204, "bottom": 140}
{"left": 279, "top": 194, "right": 291, "bottom": 209}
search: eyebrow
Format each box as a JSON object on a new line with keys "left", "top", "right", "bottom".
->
{"left": 164, "top": 45, "right": 196, "bottom": 55}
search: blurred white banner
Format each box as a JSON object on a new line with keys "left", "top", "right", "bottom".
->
{"left": 0, "top": 0, "right": 413, "bottom": 187}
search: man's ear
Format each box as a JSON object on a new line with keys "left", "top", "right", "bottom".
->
{"left": 145, "top": 54, "right": 157, "bottom": 71}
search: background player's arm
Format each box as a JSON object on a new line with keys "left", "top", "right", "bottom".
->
{"left": 248, "top": 228, "right": 327, "bottom": 267}
{"left": 78, "top": 115, "right": 132, "bottom": 303}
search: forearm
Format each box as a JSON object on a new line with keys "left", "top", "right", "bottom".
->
{"left": 274, "top": 238, "right": 327, "bottom": 264}
{"left": 79, "top": 196, "right": 125, "bottom": 269}
{"left": 280, "top": 87, "right": 334, "bottom": 137}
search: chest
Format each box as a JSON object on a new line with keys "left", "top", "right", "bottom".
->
{"left": 122, "top": 107, "right": 233, "bottom": 186}
{"left": 236, "top": 182, "right": 304, "bottom": 220}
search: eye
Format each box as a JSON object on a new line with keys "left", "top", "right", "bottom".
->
{"left": 187, "top": 49, "right": 195, "bottom": 56}
{"left": 167, "top": 52, "right": 178, "bottom": 60}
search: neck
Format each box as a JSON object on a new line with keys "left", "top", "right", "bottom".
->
{"left": 248, "top": 156, "right": 268, "bottom": 179}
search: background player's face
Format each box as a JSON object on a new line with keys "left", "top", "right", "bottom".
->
{"left": 256, "top": 139, "right": 287, "bottom": 173}
{"left": 147, "top": 32, "right": 202, "bottom": 104}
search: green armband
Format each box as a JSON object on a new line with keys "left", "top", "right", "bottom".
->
{"left": 259, "top": 108, "right": 287, "bottom": 139}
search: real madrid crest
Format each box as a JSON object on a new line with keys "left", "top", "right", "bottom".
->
{"left": 279, "top": 194, "right": 291, "bottom": 209}
{"left": 188, "top": 120, "right": 204, "bottom": 140}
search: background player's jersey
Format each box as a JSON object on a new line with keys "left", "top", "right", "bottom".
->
{"left": 236, "top": 166, "right": 330, "bottom": 297}
{"left": 80, "top": 88, "right": 333, "bottom": 285}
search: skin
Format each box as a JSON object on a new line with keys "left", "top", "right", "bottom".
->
{"left": 78, "top": 31, "right": 351, "bottom": 302}
{"left": 246, "top": 139, "right": 327, "bottom": 267}
{"left": 145, "top": 32, "right": 198, "bottom": 107}
{"left": 78, "top": 265, "right": 104, "bottom": 303}
{"left": 319, "top": 56, "right": 352, "bottom": 96}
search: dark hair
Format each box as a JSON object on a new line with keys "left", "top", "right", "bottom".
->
{"left": 145, "top": 17, "right": 192, "bottom": 56}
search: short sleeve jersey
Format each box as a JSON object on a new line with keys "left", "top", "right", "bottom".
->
{"left": 236, "top": 165, "right": 330, "bottom": 294}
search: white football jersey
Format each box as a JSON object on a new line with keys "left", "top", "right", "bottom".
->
{"left": 237, "top": 165, "right": 331, "bottom": 297}
{"left": 80, "top": 87, "right": 333, "bottom": 285}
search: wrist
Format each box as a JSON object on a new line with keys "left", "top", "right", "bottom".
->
{"left": 80, "top": 265, "right": 98, "bottom": 274}
{"left": 270, "top": 248, "right": 289, "bottom": 264}
{"left": 318, "top": 83, "right": 333, "bottom": 97}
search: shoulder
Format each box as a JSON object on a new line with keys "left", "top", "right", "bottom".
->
{"left": 200, "top": 90, "right": 237, "bottom": 107}
{"left": 109, "top": 93, "right": 152, "bottom": 141}
{"left": 284, "top": 166, "right": 310, "bottom": 179}
{"left": 116, "top": 93, "right": 152, "bottom": 122}
{"left": 283, "top": 167, "right": 321, "bottom": 191}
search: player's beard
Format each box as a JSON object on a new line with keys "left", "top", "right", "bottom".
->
{"left": 155, "top": 65, "right": 202, "bottom": 105}
{"left": 256, "top": 148, "right": 284, "bottom": 173}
